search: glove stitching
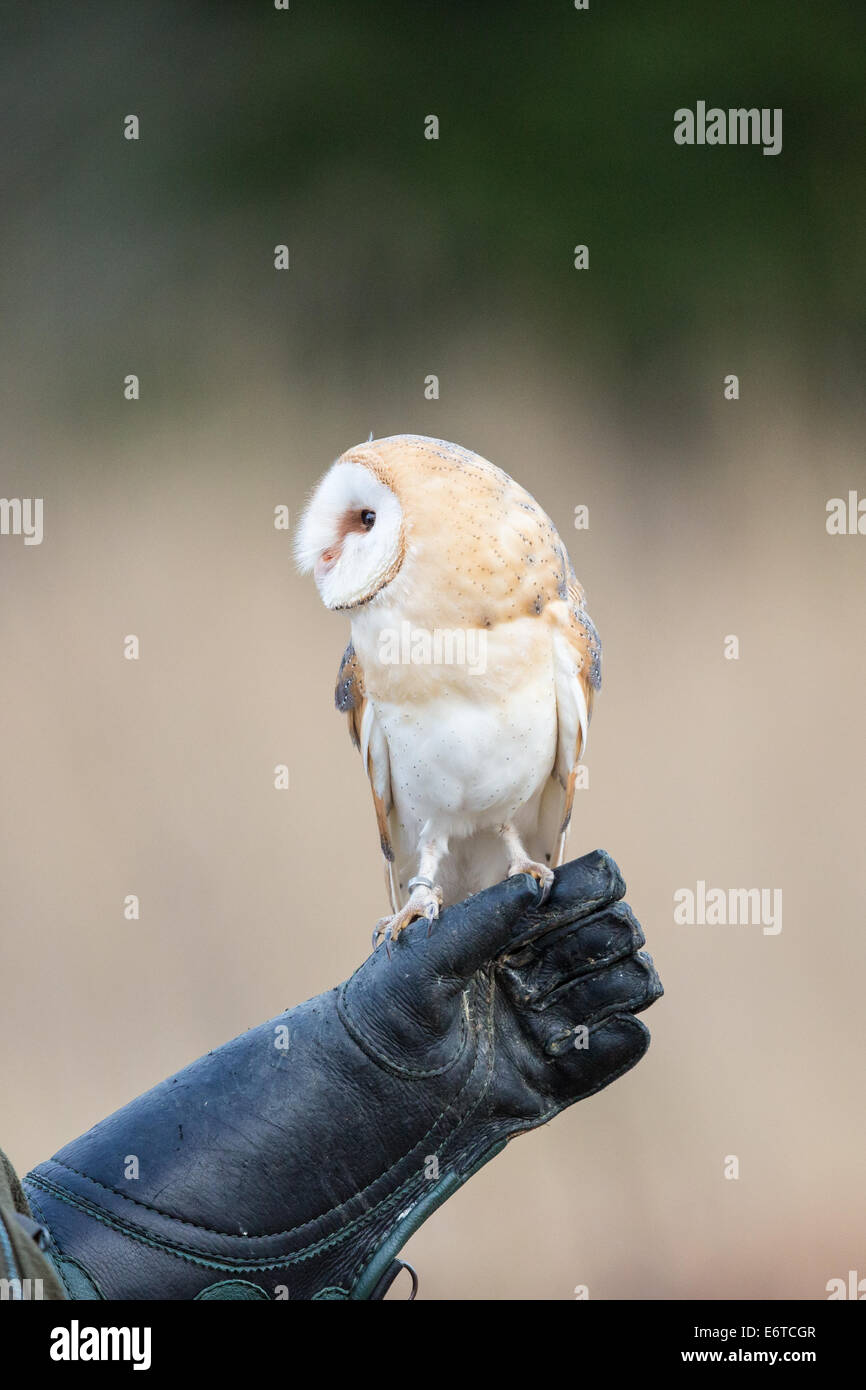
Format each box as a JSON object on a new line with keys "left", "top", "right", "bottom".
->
{"left": 23, "top": 1189, "right": 51, "bottom": 1234}
{"left": 30, "top": 1015, "right": 487, "bottom": 1246}
{"left": 24, "top": 1008, "right": 648, "bottom": 1289}
{"left": 337, "top": 980, "right": 469, "bottom": 1078}
{"left": 345, "top": 971, "right": 500, "bottom": 1290}
{"left": 27, "top": 1015, "right": 496, "bottom": 1279}
{"left": 25, "top": 980, "right": 494, "bottom": 1288}
{"left": 25, "top": 1171, "right": 425, "bottom": 1272}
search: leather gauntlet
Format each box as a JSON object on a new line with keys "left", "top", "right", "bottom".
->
{"left": 24, "top": 850, "right": 662, "bottom": 1300}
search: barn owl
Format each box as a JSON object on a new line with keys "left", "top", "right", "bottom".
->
{"left": 296, "top": 435, "right": 601, "bottom": 950}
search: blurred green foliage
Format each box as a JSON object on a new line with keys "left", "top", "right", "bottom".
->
{"left": 3, "top": 0, "right": 864, "bottom": 410}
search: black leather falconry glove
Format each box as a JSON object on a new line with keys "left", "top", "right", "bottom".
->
{"left": 23, "top": 850, "right": 662, "bottom": 1300}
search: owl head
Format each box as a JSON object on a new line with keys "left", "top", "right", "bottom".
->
{"left": 295, "top": 443, "right": 406, "bottom": 609}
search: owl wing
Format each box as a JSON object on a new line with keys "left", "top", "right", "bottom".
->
{"left": 529, "top": 584, "right": 602, "bottom": 869}
{"left": 334, "top": 642, "right": 401, "bottom": 912}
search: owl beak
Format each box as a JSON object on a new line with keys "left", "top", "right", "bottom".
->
{"left": 315, "top": 546, "right": 341, "bottom": 581}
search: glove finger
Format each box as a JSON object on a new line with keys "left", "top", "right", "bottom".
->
{"left": 537, "top": 950, "right": 663, "bottom": 1055}
{"left": 503, "top": 849, "right": 626, "bottom": 954}
{"left": 422, "top": 849, "right": 625, "bottom": 983}
{"left": 359, "top": 874, "right": 543, "bottom": 1058}
{"left": 417, "top": 870, "right": 545, "bottom": 983}
{"left": 497, "top": 901, "right": 645, "bottom": 1006}
{"left": 541, "top": 1012, "right": 653, "bottom": 1101}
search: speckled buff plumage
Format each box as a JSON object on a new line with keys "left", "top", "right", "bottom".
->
{"left": 297, "top": 434, "right": 602, "bottom": 948}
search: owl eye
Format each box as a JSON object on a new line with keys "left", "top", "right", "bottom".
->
{"left": 360, "top": 509, "right": 376, "bottom": 530}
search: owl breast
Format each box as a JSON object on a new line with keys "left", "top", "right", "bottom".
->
{"left": 365, "top": 616, "right": 558, "bottom": 844}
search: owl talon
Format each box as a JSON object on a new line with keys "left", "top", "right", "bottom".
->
{"left": 508, "top": 858, "right": 555, "bottom": 904}
{"left": 372, "top": 884, "right": 443, "bottom": 953}
{"left": 537, "top": 873, "right": 554, "bottom": 904}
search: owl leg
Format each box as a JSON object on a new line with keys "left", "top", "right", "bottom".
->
{"left": 372, "top": 834, "right": 446, "bottom": 954}
{"left": 498, "top": 823, "right": 555, "bottom": 902}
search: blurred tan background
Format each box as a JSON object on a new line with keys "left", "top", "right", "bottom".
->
{"left": 2, "top": 2, "right": 864, "bottom": 1299}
